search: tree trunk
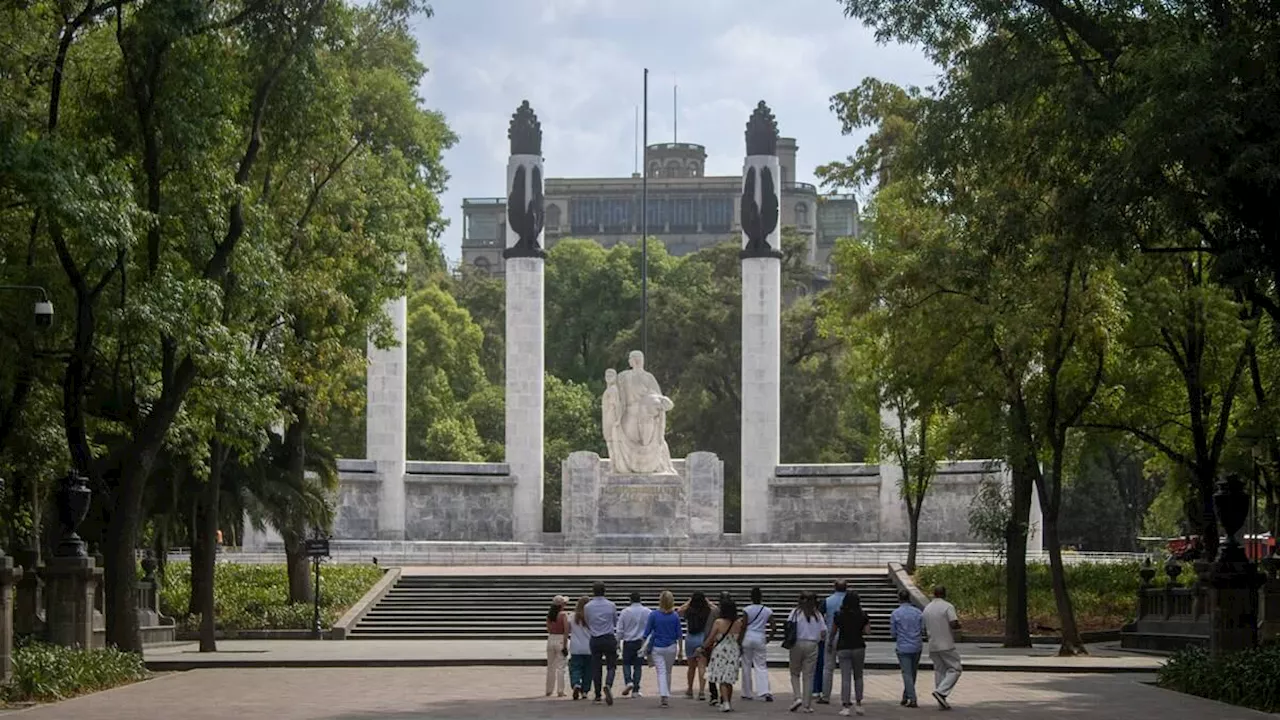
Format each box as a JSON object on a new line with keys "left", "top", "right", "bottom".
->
{"left": 1003, "top": 464, "right": 1033, "bottom": 647}
{"left": 103, "top": 480, "right": 143, "bottom": 652}
{"left": 153, "top": 520, "right": 168, "bottom": 585}
{"left": 281, "top": 406, "right": 313, "bottom": 604}
{"left": 188, "top": 499, "right": 204, "bottom": 618}
{"left": 906, "top": 505, "right": 921, "bottom": 574}
{"left": 283, "top": 531, "right": 312, "bottom": 604}
{"left": 1196, "top": 475, "right": 1220, "bottom": 561}
{"left": 1042, "top": 507, "right": 1087, "bottom": 655}
{"left": 196, "top": 440, "right": 225, "bottom": 653}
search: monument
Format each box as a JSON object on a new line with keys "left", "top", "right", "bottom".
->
{"left": 605, "top": 351, "right": 675, "bottom": 475}
{"left": 296, "top": 97, "right": 1042, "bottom": 556}
{"left": 739, "top": 101, "right": 784, "bottom": 542}
{"left": 563, "top": 351, "right": 723, "bottom": 547}
{"left": 505, "top": 100, "right": 548, "bottom": 542}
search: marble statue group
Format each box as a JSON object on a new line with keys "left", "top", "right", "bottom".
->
{"left": 602, "top": 351, "right": 676, "bottom": 475}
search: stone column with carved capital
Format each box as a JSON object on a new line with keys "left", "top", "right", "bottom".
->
{"left": 505, "top": 101, "right": 547, "bottom": 541}
{"left": 739, "top": 101, "right": 783, "bottom": 541}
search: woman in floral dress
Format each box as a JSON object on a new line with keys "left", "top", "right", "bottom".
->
{"left": 703, "top": 595, "right": 746, "bottom": 712}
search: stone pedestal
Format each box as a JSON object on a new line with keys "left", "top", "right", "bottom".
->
{"left": 1208, "top": 560, "right": 1263, "bottom": 656}
{"left": 1261, "top": 577, "right": 1280, "bottom": 645}
{"left": 13, "top": 550, "right": 43, "bottom": 638}
{"left": 506, "top": 255, "right": 545, "bottom": 541}
{"left": 740, "top": 252, "right": 781, "bottom": 541}
{"left": 1, "top": 556, "right": 21, "bottom": 684}
{"left": 368, "top": 293, "right": 408, "bottom": 541}
{"left": 562, "top": 451, "right": 723, "bottom": 547}
{"left": 43, "top": 556, "right": 100, "bottom": 649}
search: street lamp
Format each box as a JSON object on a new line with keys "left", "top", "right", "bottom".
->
{"left": 0, "top": 285, "right": 54, "bottom": 327}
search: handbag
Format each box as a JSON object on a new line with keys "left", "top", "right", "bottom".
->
{"left": 781, "top": 610, "right": 798, "bottom": 650}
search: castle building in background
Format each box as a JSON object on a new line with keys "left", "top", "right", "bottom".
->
{"left": 460, "top": 138, "right": 859, "bottom": 278}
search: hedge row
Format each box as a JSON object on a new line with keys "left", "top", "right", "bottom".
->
{"left": 914, "top": 561, "right": 1191, "bottom": 629}
{"left": 159, "top": 561, "right": 384, "bottom": 631}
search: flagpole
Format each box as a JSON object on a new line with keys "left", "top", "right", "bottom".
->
{"left": 641, "top": 68, "right": 649, "bottom": 358}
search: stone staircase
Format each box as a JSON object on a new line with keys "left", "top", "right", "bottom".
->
{"left": 348, "top": 572, "right": 900, "bottom": 641}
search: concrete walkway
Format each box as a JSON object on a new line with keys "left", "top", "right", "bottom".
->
{"left": 5, "top": 666, "right": 1273, "bottom": 720}
{"left": 143, "top": 639, "right": 1163, "bottom": 673}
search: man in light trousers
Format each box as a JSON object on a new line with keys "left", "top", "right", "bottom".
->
{"left": 616, "top": 591, "right": 651, "bottom": 697}
{"left": 922, "top": 585, "right": 963, "bottom": 710}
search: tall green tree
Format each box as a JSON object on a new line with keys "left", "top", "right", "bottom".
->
{"left": 1091, "top": 252, "right": 1263, "bottom": 559}
{"left": 0, "top": 0, "right": 453, "bottom": 652}
{"left": 820, "top": 73, "right": 1126, "bottom": 653}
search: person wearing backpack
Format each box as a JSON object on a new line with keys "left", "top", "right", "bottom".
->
{"left": 740, "top": 587, "right": 775, "bottom": 702}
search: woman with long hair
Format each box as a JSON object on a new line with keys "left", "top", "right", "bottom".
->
{"left": 680, "top": 592, "right": 713, "bottom": 700}
{"left": 741, "top": 586, "right": 775, "bottom": 702}
{"left": 831, "top": 592, "right": 871, "bottom": 716}
{"left": 703, "top": 594, "right": 745, "bottom": 712}
{"left": 545, "top": 595, "right": 570, "bottom": 697}
{"left": 568, "top": 595, "right": 593, "bottom": 700}
{"left": 788, "top": 591, "right": 826, "bottom": 713}
{"left": 644, "top": 590, "right": 684, "bottom": 708}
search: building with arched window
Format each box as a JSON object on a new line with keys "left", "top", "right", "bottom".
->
{"left": 461, "top": 136, "right": 859, "bottom": 277}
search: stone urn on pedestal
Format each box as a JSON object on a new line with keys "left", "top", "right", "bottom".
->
{"left": 1208, "top": 474, "right": 1264, "bottom": 656}
{"left": 56, "top": 471, "right": 91, "bottom": 559}
{"left": 44, "top": 470, "right": 100, "bottom": 649}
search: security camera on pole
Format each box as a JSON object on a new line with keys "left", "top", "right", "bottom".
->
{"left": 739, "top": 102, "right": 783, "bottom": 542}
{"left": 504, "top": 101, "right": 547, "bottom": 542}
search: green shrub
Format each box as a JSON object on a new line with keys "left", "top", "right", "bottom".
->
{"left": 1, "top": 643, "right": 148, "bottom": 703}
{"left": 914, "top": 561, "right": 1191, "bottom": 628}
{"left": 160, "top": 562, "right": 384, "bottom": 632}
{"left": 1157, "top": 644, "right": 1280, "bottom": 713}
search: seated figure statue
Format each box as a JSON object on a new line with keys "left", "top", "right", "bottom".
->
{"left": 602, "top": 350, "right": 675, "bottom": 475}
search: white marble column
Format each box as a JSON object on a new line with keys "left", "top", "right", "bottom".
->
{"left": 504, "top": 108, "right": 547, "bottom": 540}
{"left": 876, "top": 403, "right": 908, "bottom": 543}
{"left": 368, "top": 293, "right": 407, "bottom": 540}
{"left": 739, "top": 103, "right": 784, "bottom": 542}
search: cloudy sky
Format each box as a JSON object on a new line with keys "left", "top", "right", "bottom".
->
{"left": 413, "top": 0, "right": 939, "bottom": 262}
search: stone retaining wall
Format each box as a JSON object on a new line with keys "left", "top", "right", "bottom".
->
{"left": 768, "top": 459, "right": 1040, "bottom": 547}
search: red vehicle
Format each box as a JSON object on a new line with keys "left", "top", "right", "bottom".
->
{"left": 1154, "top": 534, "right": 1276, "bottom": 561}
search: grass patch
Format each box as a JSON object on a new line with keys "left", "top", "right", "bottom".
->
{"left": 914, "top": 561, "right": 1190, "bottom": 633}
{"left": 159, "top": 561, "right": 384, "bottom": 632}
{"left": 1, "top": 642, "right": 148, "bottom": 703}
{"left": 1157, "top": 644, "right": 1280, "bottom": 713}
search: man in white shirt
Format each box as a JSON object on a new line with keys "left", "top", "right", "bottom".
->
{"left": 585, "top": 581, "right": 620, "bottom": 705}
{"left": 615, "top": 592, "right": 652, "bottom": 698}
{"left": 921, "top": 585, "right": 962, "bottom": 710}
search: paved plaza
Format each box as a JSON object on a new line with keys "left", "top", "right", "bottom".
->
{"left": 5, "top": 666, "right": 1273, "bottom": 719}
{"left": 141, "top": 639, "right": 1164, "bottom": 673}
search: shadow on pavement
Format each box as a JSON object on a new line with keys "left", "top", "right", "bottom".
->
{"left": 323, "top": 674, "right": 1270, "bottom": 720}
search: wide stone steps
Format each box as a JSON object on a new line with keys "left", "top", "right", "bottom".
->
{"left": 349, "top": 573, "right": 902, "bottom": 641}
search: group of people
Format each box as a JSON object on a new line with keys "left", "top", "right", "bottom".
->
{"left": 543, "top": 580, "right": 965, "bottom": 714}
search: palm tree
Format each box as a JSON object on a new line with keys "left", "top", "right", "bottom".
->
{"left": 238, "top": 409, "right": 337, "bottom": 603}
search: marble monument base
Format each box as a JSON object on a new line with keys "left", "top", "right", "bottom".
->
{"left": 561, "top": 451, "right": 723, "bottom": 548}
